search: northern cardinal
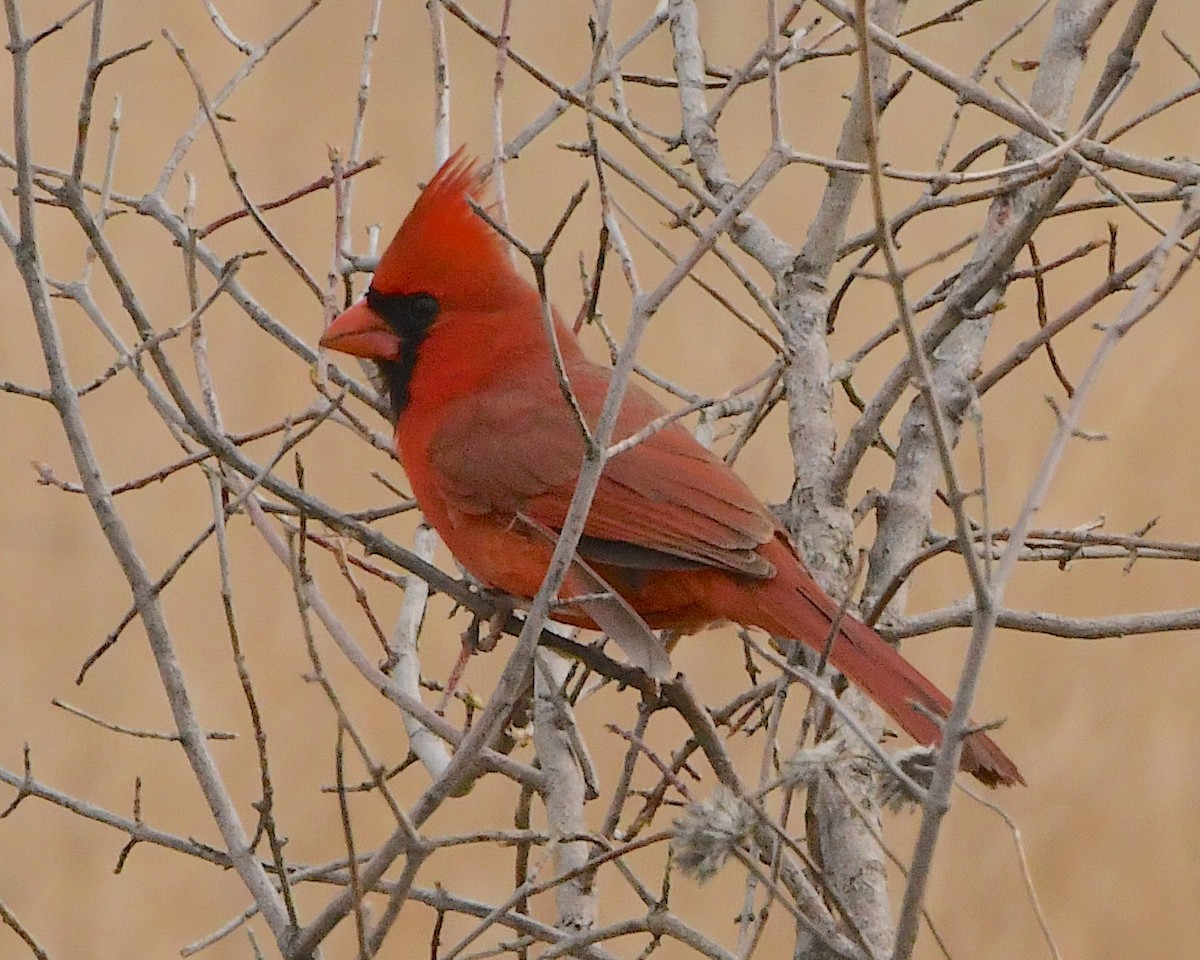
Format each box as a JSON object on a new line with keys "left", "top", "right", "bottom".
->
{"left": 320, "top": 151, "right": 1022, "bottom": 787}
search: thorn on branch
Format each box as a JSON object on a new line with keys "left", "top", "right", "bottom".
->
{"left": 32, "top": 460, "right": 83, "bottom": 492}
{"left": 52, "top": 698, "right": 236, "bottom": 741}
{"left": 113, "top": 776, "right": 143, "bottom": 873}
{"left": 851, "top": 488, "right": 886, "bottom": 527}
{"left": 0, "top": 745, "right": 34, "bottom": 819}
{"left": 18, "top": 0, "right": 94, "bottom": 48}
{"left": 878, "top": 68, "right": 911, "bottom": 110}
{"left": 193, "top": 156, "right": 381, "bottom": 240}
{"left": 1123, "top": 515, "right": 1159, "bottom": 572}
{"left": 1054, "top": 515, "right": 1106, "bottom": 570}
{"left": 90, "top": 38, "right": 154, "bottom": 78}
{"left": 1045, "top": 395, "right": 1107, "bottom": 441}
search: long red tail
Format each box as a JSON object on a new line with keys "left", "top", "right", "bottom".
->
{"left": 727, "top": 548, "right": 1023, "bottom": 787}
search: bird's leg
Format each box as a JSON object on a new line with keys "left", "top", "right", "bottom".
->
{"left": 438, "top": 591, "right": 516, "bottom": 713}
{"left": 438, "top": 643, "right": 473, "bottom": 715}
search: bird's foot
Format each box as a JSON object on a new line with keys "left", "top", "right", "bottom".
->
{"left": 438, "top": 592, "right": 515, "bottom": 713}
{"left": 461, "top": 590, "right": 514, "bottom": 654}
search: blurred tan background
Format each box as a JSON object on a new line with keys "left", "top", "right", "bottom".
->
{"left": 2, "top": 1, "right": 1199, "bottom": 958}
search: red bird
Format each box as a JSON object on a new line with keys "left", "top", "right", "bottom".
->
{"left": 320, "top": 151, "right": 1022, "bottom": 787}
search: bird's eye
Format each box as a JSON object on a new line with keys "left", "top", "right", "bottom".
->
{"left": 409, "top": 293, "right": 440, "bottom": 324}
{"left": 364, "top": 288, "right": 440, "bottom": 335}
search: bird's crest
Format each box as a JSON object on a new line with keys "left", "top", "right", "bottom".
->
{"left": 371, "top": 148, "right": 523, "bottom": 309}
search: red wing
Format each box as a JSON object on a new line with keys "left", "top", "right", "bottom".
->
{"left": 426, "top": 363, "right": 777, "bottom": 579}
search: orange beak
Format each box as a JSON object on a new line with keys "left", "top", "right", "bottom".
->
{"left": 319, "top": 299, "right": 402, "bottom": 361}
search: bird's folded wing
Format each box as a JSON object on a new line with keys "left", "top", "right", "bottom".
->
{"left": 426, "top": 372, "right": 778, "bottom": 579}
